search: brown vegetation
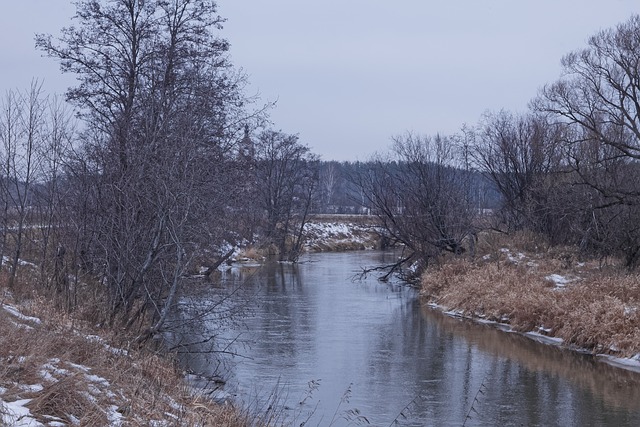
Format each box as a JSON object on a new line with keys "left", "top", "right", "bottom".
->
{"left": 421, "top": 231, "right": 640, "bottom": 358}
{"left": 0, "top": 279, "right": 248, "bottom": 426}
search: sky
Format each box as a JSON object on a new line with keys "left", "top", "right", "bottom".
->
{"left": 1, "top": 1, "right": 639, "bottom": 161}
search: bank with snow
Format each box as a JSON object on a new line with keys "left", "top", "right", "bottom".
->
{"left": 421, "top": 241, "right": 640, "bottom": 375}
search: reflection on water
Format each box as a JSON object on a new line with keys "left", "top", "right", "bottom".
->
{"left": 180, "top": 251, "right": 640, "bottom": 426}
{"left": 425, "top": 308, "right": 640, "bottom": 412}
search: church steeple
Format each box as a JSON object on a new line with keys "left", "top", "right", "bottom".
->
{"left": 239, "top": 124, "right": 254, "bottom": 160}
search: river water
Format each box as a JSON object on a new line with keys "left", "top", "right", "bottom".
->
{"left": 177, "top": 250, "right": 640, "bottom": 426}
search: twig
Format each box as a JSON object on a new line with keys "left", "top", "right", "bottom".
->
{"left": 388, "top": 395, "right": 422, "bottom": 426}
{"left": 462, "top": 373, "right": 488, "bottom": 427}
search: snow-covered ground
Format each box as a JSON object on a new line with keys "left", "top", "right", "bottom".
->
{"left": 0, "top": 358, "right": 124, "bottom": 426}
{"left": 1, "top": 304, "right": 47, "bottom": 426}
{"left": 303, "top": 218, "right": 382, "bottom": 251}
{"left": 0, "top": 301, "right": 178, "bottom": 426}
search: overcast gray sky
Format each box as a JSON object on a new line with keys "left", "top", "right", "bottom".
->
{"left": 1, "top": 1, "right": 639, "bottom": 160}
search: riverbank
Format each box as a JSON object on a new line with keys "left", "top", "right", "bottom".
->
{"left": 0, "top": 215, "right": 383, "bottom": 425}
{"left": 420, "top": 231, "right": 640, "bottom": 371}
{"left": 303, "top": 214, "right": 383, "bottom": 252}
{"left": 0, "top": 283, "right": 248, "bottom": 426}
{"left": 225, "top": 215, "right": 384, "bottom": 264}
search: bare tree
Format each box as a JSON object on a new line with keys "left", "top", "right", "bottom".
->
{"left": 319, "top": 161, "right": 339, "bottom": 211}
{"left": 534, "top": 14, "right": 640, "bottom": 266}
{"left": 355, "top": 133, "right": 477, "bottom": 280}
{"left": 32, "top": 96, "right": 76, "bottom": 293}
{"left": 0, "top": 83, "right": 51, "bottom": 288}
{"left": 36, "top": 0, "right": 256, "bottom": 338}
{"left": 0, "top": 90, "right": 19, "bottom": 275}
{"left": 472, "top": 111, "right": 564, "bottom": 234}
{"left": 254, "top": 129, "right": 319, "bottom": 261}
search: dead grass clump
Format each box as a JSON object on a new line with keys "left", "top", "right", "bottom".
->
{"left": 421, "top": 259, "right": 475, "bottom": 298}
{"left": 177, "top": 397, "right": 249, "bottom": 426}
{"left": 554, "top": 295, "right": 627, "bottom": 350}
{"left": 422, "top": 260, "right": 554, "bottom": 328}
{"left": 1, "top": 313, "right": 101, "bottom": 375}
{"left": 84, "top": 347, "right": 250, "bottom": 426}
{"left": 550, "top": 274, "right": 640, "bottom": 353}
{"left": 236, "top": 246, "right": 263, "bottom": 261}
{"left": 28, "top": 374, "right": 107, "bottom": 425}
{"left": 422, "top": 243, "right": 640, "bottom": 356}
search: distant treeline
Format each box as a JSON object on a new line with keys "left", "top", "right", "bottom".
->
{"left": 312, "top": 160, "right": 501, "bottom": 215}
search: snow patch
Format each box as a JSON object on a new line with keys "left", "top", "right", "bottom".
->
{"left": 1, "top": 398, "right": 43, "bottom": 426}
{"left": 597, "top": 354, "right": 640, "bottom": 374}
{"left": 545, "top": 274, "right": 574, "bottom": 288}
{"left": 444, "top": 309, "right": 465, "bottom": 318}
{"left": 164, "top": 411, "right": 179, "bottom": 419}
{"left": 524, "top": 331, "right": 564, "bottom": 346}
{"left": 40, "top": 359, "right": 69, "bottom": 382}
{"left": 107, "top": 404, "right": 124, "bottom": 426}
{"left": 303, "top": 220, "right": 379, "bottom": 250}
{"left": 500, "top": 248, "right": 526, "bottom": 264}
{"left": 2, "top": 304, "right": 42, "bottom": 324}
{"left": 85, "top": 373, "right": 110, "bottom": 387}
{"left": 84, "top": 334, "right": 128, "bottom": 356}
{"left": 20, "top": 384, "right": 44, "bottom": 393}
{"left": 67, "top": 362, "right": 90, "bottom": 372}
{"left": 1, "top": 256, "right": 36, "bottom": 268}
{"left": 9, "top": 320, "right": 34, "bottom": 330}
{"left": 473, "top": 318, "right": 513, "bottom": 332}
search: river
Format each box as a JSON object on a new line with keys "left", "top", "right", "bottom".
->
{"left": 176, "top": 250, "right": 640, "bottom": 426}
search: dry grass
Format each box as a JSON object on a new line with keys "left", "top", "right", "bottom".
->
{"left": 236, "top": 246, "right": 263, "bottom": 261}
{"left": 0, "top": 283, "right": 250, "bottom": 426}
{"left": 422, "top": 231, "right": 640, "bottom": 357}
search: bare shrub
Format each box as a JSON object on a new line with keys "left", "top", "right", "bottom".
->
{"left": 476, "top": 229, "right": 549, "bottom": 257}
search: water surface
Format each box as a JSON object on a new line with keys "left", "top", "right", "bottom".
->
{"left": 179, "top": 251, "right": 640, "bottom": 426}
